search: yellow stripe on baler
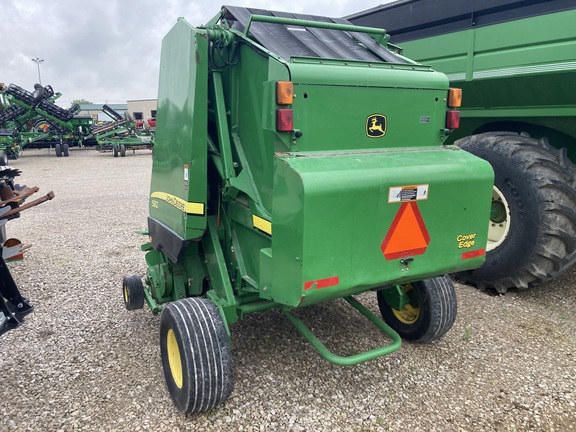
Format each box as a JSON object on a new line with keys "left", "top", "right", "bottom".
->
{"left": 150, "top": 192, "right": 205, "bottom": 215}
{"left": 252, "top": 215, "right": 272, "bottom": 235}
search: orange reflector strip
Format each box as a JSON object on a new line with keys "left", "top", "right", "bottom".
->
{"left": 304, "top": 276, "right": 340, "bottom": 291}
{"left": 448, "top": 88, "right": 462, "bottom": 108}
{"left": 381, "top": 202, "right": 430, "bottom": 261}
{"left": 277, "top": 81, "right": 294, "bottom": 105}
{"left": 462, "top": 248, "right": 485, "bottom": 260}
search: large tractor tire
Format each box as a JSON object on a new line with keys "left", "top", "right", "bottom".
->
{"left": 0, "top": 151, "right": 7, "bottom": 166}
{"left": 159, "top": 297, "right": 233, "bottom": 414}
{"left": 377, "top": 276, "right": 457, "bottom": 343}
{"left": 456, "top": 132, "right": 576, "bottom": 293}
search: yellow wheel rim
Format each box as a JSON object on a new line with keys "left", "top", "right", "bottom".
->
{"left": 123, "top": 285, "right": 128, "bottom": 304}
{"left": 167, "top": 329, "right": 183, "bottom": 388}
{"left": 392, "top": 284, "right": 420, "bottom": 325}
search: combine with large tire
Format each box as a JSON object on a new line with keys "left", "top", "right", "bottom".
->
{"left": 348, "top": 0, "right": 576, "bottom": 293}
{"left": 123, "top": 6, "right": 494, "bottom": 413}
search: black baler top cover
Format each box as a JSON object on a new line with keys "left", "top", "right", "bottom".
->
{"left": 222, "top": 6, "right": 405, "bottom": 63}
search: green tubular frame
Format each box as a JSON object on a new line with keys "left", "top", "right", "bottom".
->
{"left": 143, "top": 286, "right": 162, "bottom": 314}
{"left": 281, "top": 296, "right": 402, "bottom": 366}
{"left": 243, "top": 15, "right": 388, "bottom": 43}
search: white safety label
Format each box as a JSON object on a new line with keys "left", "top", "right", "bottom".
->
{"left": 388, "top": 184, "right": 429, "bottom": 203}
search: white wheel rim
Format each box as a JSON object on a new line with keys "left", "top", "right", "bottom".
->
{"left": 487, "top": 185, "right": 511, "bottom": 252}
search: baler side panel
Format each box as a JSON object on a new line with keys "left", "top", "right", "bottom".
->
{"left": 150, "top": 20, "right": 208, "bottom": 244}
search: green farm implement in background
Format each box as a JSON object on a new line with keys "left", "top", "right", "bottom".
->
{"left": 0, "top": 129, "right": 20, "bottom": 164}
{"left": 0, "top": 82, "right": 90, "bottom": 157}
{"left": 0, "top": 83, "right": 152, "bottom": 158}
{"left": 348, "top": 0, "right": 576, "bottom": 293}
{"left": 93, "top": 104, "right": 153, "bottom": 157}
{"left": 122, "top": 6, "right": 494, "bottom": 413}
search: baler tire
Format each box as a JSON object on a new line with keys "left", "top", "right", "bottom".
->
{"left": 377, "top": 276, "right": 457, "bottom": 343}
{"left": 122, "top": 275, "right": 145, "bottom": 310}
{"left": 113, "top": 145, "right": 119, "bottom": 157}
{"left": 456, "top": 132, "right": 576, "bottom": 293}
{"left": 63, "top": 143, "right": 70, "bottom": 157}
{"left": 55, "top": 143, "right": 62, "bottom": 157}
{"left": 159, "top": 297, "right": 233, "bottom": 414}
{"left": 120, "top": 144, "right": 126, "bottom": 157}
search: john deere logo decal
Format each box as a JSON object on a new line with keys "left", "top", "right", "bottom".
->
{"left": 366, "top": 114, "right": 387, "bottom": 138}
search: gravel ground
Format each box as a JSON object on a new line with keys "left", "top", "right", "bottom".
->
{"left": 1, "top": 148, "right": 575, "bottom": 431}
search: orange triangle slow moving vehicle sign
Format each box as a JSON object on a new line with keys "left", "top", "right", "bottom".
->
{"left": 381, "top": 201, "right": 430, "bottom": 260}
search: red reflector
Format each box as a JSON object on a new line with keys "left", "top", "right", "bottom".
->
{"left": 446, "top": 110, "right": 460, "bottom": 129}
{"left": 276, "top": 109, "right": 293, "bottom": 132}
{"left": 462, "top": 248, "right": 485, "bottom": 260}
{"left": 304, "top": 276, "right": 339, "bottom": 291}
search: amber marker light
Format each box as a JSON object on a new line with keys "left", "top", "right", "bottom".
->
{"left": 277, "top": 81, "right": 294, "bottom": 105}
{"left": 448, "top": 88, "right": 462, "bottom": 108}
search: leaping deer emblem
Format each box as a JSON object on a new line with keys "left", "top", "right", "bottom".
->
{"left": 367, "top": 115, "right": 386, "bottom": 137}
{"left": 369, "top": 118, "right": 384, "bottom": 134}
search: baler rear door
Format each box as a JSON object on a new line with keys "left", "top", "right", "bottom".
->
{"left": 268, "top": 147, "right": 493, "bottom": 307}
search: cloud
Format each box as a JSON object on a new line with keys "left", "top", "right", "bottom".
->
{"left": 1, "top": 0, "right": 391, "bottom": 107}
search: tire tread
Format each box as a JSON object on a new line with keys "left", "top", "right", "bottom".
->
{"left": 456, "top": 132, "right": 576, "bottom": 292}
{"left": 160, "top": 298, "right": 233, "bottom": 414}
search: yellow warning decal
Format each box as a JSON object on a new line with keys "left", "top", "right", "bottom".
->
{"left": 253, "top": 215, "right": 272, "bottom": 235}
{"left": 150, "top": 192, "right": 205, "bottom": 215}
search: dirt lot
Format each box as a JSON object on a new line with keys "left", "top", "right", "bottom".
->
{"left": 1, "top": 148, "right": 575, "bottom": 431}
